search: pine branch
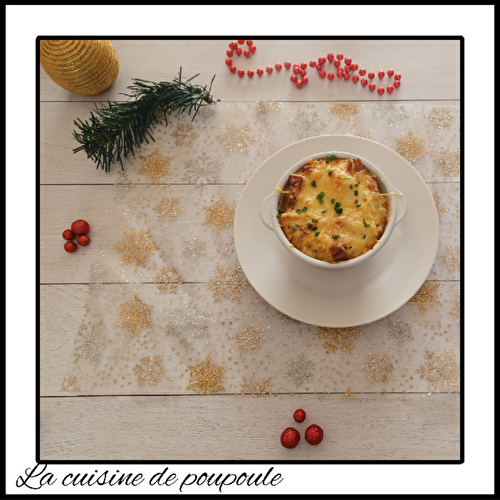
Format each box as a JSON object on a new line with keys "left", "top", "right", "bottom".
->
{"left": 72, "top": 68, "right": 219, "bottom": 172}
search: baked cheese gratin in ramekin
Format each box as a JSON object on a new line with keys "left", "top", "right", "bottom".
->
{"left": 260, "top": 151, "right": 407, "bottom": 269}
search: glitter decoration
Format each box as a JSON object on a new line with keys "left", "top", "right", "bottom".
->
{"left": 165, "top": 300, "right": 211, "bottom": 347}
{"left": 284, "top": 354, "right": 315, "bottom": 387}
{"left": 239, "top": 376, "right": 277, "bottom": 396}
{"left": 371, "top": 104, "right": 409, "bottom": 127}
{"left": 138, "top": 148, "right": 172, "bottom": 182}
{"left": 216, "top": 122, "right": 258, "bottom": 154}
{"left": 171, "top": 123, "right": 198, "bottom": 146}
{"left": 291, "top": 108, "right": 326, "bottom": 140}
{"left": 279, "top": 313, "right": 300, "bottom": 324}
{"left": 114, "top": 170, "right": 133, "bottom": 202}
{"left": 387, "top": 319, "right": 414, "bottom": 343}
{"left": 73, "top": 320, "right": 110, "bottom": 364}
{"left": 186, "top": 354, "right": 227, "bottom": 395}
{"left": 256, "top": 101, "right": 282, "bottom": 113}
{"left": 182, "top": 151, "right": 222, "bottom": 188}
{"left": 363, "top": 352, "right": 395, "bottom": 384}
{"left": 154, "top": 265, "right": 183, "bottom": 293}
{"left": 61, "top": 375, "right": 79, "bottom": 392}
{"left": 329, "top": 103, "right": 359, "bottom": 120}
{"left": 154, "top": 197, "right": 183, "bottom": 220}
{"left": 416, "top": 349, "right": 460, "bottom": 394}
{"left": 133, "top": 354, "right": 166, "bottom": 386}
{"left": 442, "top": 245, "right": 461, "bottom": 273}
{"left": 182, "top": 237, "right": 207, "bottom": 259}
{"left": 395, "top": 131, "right": 428, "bottom": 165}
{"left": 449, "top": 293, "right": 461, "bottom": 323}
{"left": 342, "top": 387, "right": 357, "bottom": 398}
{"left": 89, "top": 262, "right": 106, "bottom": 292}
{"left": 426, "top": 106, "right": 455, "bottom": 129}
{"left": 206, "top": 263, "right": 249, "bottom": 303}
{"left": 114, "top": 227, "right": 158, "bottom": 267}
{"left": 116, "top": 294, "right": 154, "bottom": 336}
{"left": 435, "top": 146, "right": 460, "bottom": 179}
{"left": 202, "top": 196, "right": 236, "bottom": 233}
{"left": 231, "top": 323, "right": 264, "bottom": 354}
{"left": 408, "top": 282, "right": 441, "bottom": 315}
{"left": 431, "top": 191, "right": 450, "bottom": 227}
{"left": 313, "top": 326, "right": 363, "bottom": 355}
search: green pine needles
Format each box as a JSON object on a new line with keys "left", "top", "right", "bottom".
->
{"left": 72, "top": 69, "right": 219, "bottom": 172}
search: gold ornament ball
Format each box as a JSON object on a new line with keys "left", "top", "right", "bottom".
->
{"left": 40, "top": 39, "right": 119, "bottom": 95}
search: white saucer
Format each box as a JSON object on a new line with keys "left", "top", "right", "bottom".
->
{"left": 234, "top": 135, "right": 439, "bottom": 327}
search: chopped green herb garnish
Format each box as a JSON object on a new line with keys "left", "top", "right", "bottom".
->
{"left": 355, "top": 181, "right": 360, "bottom": 187}
{"left": 311, "top": 218, "right": 318, "bottom": 223}
{"left": 350, "top": 184, "right": 353, "bottom": 189}
{"left": 311, "top": 180, "right": 317, "bottom": 187}
{"left": 363, "top": 219, "right": 371, "bottom": 228}
{"left": 321, "top": 209, "right": 327, "bottom": 213}
{"left": 309, "top": 225, "right": 318, "bottom": 231}
{"left": 327, "top": 169, "right": 333, "bottom": 176}
{"left": 354, "top": 190, "right": 358, "bottom": 196}
{"left": 356, "top": 203, "right": 361, "bottom": 207}
{"left": 332, "top": 234, "right": 340, "bottom": 239}
{"left": 336, "top": 207, "right": 343, "bottom": 214}
{"left": 292, "top": 224, "right": 298, "bottom": 230}
{"left": 335, "top": 202, "right": 341, "bottom": 209}
{"left": 342, "top": 177, "right": 350, "bottom": 181}
{"left": 276, "top": 214, "right": 282, "bottom": 219}
{"left": 331, "top": 198, "right": 335, "bottom": 204}
{"left": 296, "top": 208, "right": 302, "bottom": 214}
{"left": 302, "top": 206, "right": 307, "bottom": 212}
{"left": 315, "top": 232, "right": 320, "bottom": 237}
{"left": 279, "top": 208, "right": 285, "bottom": 214}
{"left": 325, "top": 154, "right": 337, "bottom": 163}
{"left": 316, "top": 191, "right": 325, "bottom": 204}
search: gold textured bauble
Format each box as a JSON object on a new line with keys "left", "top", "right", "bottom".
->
{"left": 40, "top": 39, "right": 119, "bottom": 95}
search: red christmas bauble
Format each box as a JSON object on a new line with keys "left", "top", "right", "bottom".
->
{"left": 77, "top": 235, "right": 91, "bottom": 246}
{"left": 293, "top": 409, "right": 306, "bottom": 423}
{"left": 305, "top": 424, "right": 324, "bottom": 445}
{"left": 64, "top": 241, "right": 77, "bottom": 253}
{"left": 280, "top": 427, "right": 300, "bottom": 449}
{"left": 71, "top": 219, "right": 90, "bottom": 235}
{"left": 62, "top": 229, "right": 75, "bottom": 241}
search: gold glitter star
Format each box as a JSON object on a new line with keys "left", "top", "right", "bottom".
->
{"left": 116, "top": 294, "right": 154, "bottom": 336}
{"left": 154, "top": 196, "right": 183, "bottom": 220}
{"left": 239, "top": 376, "right": 277, "bottom": 396}
{"left": 408, "top": 282, "right": 441, "bottom": 315}
{"left": 133, "top": 354, "right": 165, "bottom": 386}
{"left": 364, "top": 352, "right": 395, "bottom": 384}
{"left": 435, "top": 146, "right": 460, "bottom": 179}
{"left": 416, "top": 349, "right": 460, "bottom": 394}
{"left": 329, "top": 103, "right": 359, "bottom": 120}
{"left": 395, "top": 131, "right": 428, "bottom": 165}
{"left": 202, "top": 197, "right": 236, "bottom": 233}
{"left": 216, "top": 122, "right": 258, "bottom": 154}
{"left": 73, "top": 320, "right": 110, "bottom": 364}
{"left": 61, "top": 375, "right": 79, "bottom": 392}
{"left": 114, "top": 227, "right": 158, "bottom": 267}
{"left": 314, "top": 326, "right": 363, "bottom": 355}
{"left": 171, "top": 123, "right": 198, "bottom": 146}
{"left": 139, "top": 148, "right": 172, "bottom": 182}
{"left": 187, "top": 354, "right": 226, "bottom": 395}
{"left": 231, "top": 323, "right": 264, "bottom": 354}
{"left": 154, "top": 265, "right": 183, "bottom": 293}
{"left": 206, "top": 264, "right": 248, "bottom": 303}
{"left": 342, "top": 387, "right": 357, "bottom": 398}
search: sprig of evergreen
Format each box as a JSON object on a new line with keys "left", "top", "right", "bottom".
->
{"left": 72, "top": 69, "right": 218, "bottom": 172}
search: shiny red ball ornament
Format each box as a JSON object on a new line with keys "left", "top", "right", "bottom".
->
{"left": 327, "top": 73, "right": 334, "bottom": 80}
{"left": 368, "top": 72, "right": 375, "bottom": 79}
{"left": 275, "top": 63, "right": 282, "bottom": 71}
{"left": 305, "top": 424, "right": 324, "bottom": 446}
{"left": 361, "top": 78, "right": 368, "bottom": 86}
{"left": 309, "top": 60, "right": 316, "bottom": 67}
{"left": 71, "top": 219, "right": 90, "bottom": 235}
{"left": 238, "top": 39, "right": 244, "bottom": 45}
{"left": 284, "top": 61, "right": 291, "bottom": 69}
{"left": 247, "top": 70, "right": 254, "bottom": 77}
{"left": 300, "top": 62, "right": 307, "bottom": 70}
{"left": 334, "top": 59, "right": 341, "bottom": 67}
{"left": 300, "top": 69, "right": 306, "bottom": 77}
{"left": 351, "top": 63, "right": 358, "bottom": 71}
{"left": 62, "top": 229, "right": 75, "bottom": 241}
{"left": 296, "top": 81, "right": 303, "bottom": 89}
{"left": 378, "top": 87, "right": 385, "bottom": 94}
{"left": 290, "top": 75, "right": 297, "bottom": 83}
{"left": 387, "top": 85, "right": 394, "bottom": 93}
{"left": 293, "top": 66, "right": 300, "bottom": 74}
{"left": 250, "top": 45, "right": 256, "bottom": 53}
{"left": 344, "top": 64, "right": 351, "bottom": 72}
{"left": 319, "top": 70, "right": 326, "bottom": 78}
{"left": 369, "top": 83, "right": 376, "bottom": 91}
{"left": 302, "top": 76, "right": 308, "bottom": 85}
{"left": 327, "top": 53, "right": 334, "bottom": 62}
{"left": 280, "top": 427, "right": 301, "bottom": 449}
{"left": 394, "top": 80, "right": 401, "bottom": 88}
{"left": 352, "top": 75, "right": 359, "bottom": 83}
{"left": 293, "top": 409, "right": 306, "bottom": 423}
{"left": 225, "top": 59, "right": 232, "bottom": 66}
{"left": 244, "top": 49, "right": 250, "bottom": 57}
{"left": 343, "top": 73, "right": 350, "bottom": 80}
{"left": 316, "top": 63, "right": 322, "bottom": 71}
{"left": 318, "top": 56, "right": 326, "bottom": 65}
{"left": 336, "top": 53, "right": 343, "bottom": 60}
{"left": 226, "top": 50, "right": 233, "bottom": 57}
{"left": 378, "top": 70, "right": 385, "bottom": 78}
{"left": 266, "top": 66, "right": 273, "bottom": 74}
{"left": 359, "top": 68, "right": 366, "bottom": 76}
{"left": 229, "top": 42, "right": 237, "bottom": 49}
{"left": 236, "top": 48, "right": 242, "bottom": 56}
{"left": 246, "top": 40, "right": 253, "bottom": 46}
{"left": 238, "top": 69, "right": 244, "bottom": 77}
{"left": 394, "top": 73, "right": 401, "bottom": 80}
{"left": 345, "top": 57, "right": 352, "bottom": 65}
{"left": 256, "top": 68, "right": 264, "bottom": 76}
{"left": 230, "top": 65, "right": 237, "bottom": 73}
{"left": 77, "top": 235, "right": 91, "bottom": 246}
{"left": 64, "top": 241, "right": 77, "bottom": 253}
{"left": 387, "top": 69, "right": 394, "bottom": 77}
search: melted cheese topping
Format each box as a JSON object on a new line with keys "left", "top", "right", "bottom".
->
{"left": 278, "top": 157, "right": 390, "bottom": 264}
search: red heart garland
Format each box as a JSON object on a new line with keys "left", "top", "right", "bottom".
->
{"left": 225, "top": 40, "right": 401, "bottom": 94}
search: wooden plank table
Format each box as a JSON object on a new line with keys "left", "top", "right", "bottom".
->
{"left": 38, "top": 38, "right": 464, "bottom": 472}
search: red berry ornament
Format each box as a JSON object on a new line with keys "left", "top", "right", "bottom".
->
{"left": 275, "top": 63, "right": 282, "bottom": 71}
{"left": 244, "top": 49, "right": 250, "bottom": 57}
{"left": 257, "top": 68, "right": 264, "bottom": 76}
{"left": 368, "top": 72, "right": 375, "bottom": 79}
{"left": 64, "top": 241, "right": 77, "bottom": 253}
{"left": 250, "top": 45, "right": 256, "bottom": 53}
{"left": 225, "top": 59, "right": 232, "bottom": 66}
{"left": 369, "top": 83, "right": 376, "bottom": 91}
{"left": 293, "top": 409, "right": 306, "bottom": 423}
{"left": 318, "top": 56, "right": 326, "bottom": 65}
{"left": 280, "top": 427, "right": 300, "bottom": 449}
{"left": 361, "top": 78, "right": 368, "bottom": 86}
{"left": 309, "top": 60, "right": 316, "bottom": 67}
{"left": 352, "top": 75, "right": 359, "bottom": 83}
{"left": 387, "top": 85, "right": 394, "bottom": 93}
{"left": 300, "top": 62, "right": 307, "bottom": 70}
{"left": 71, "top": 219, "right": 90, "bottom": 235}
{"left": 394, "top": 80, "right": 401, "bottom": 88}
{"left": 327, "top": 73, "right": 334, "bottom": 80}
{"left": 77, "top": 235, "right": 91, "bottom": 246}
{"left": 394, "top": 73, "right": 401, "bottom": 80}
{"left": 230, "top": 65, "right": 237, "bottom": 73}
{"left": 246, "top": 40, "right": 253, "bottom": 46}
{"left": 387, "top": 69, "right": 394, "bottom": 77}
{"left": 226, "top": 50, "right": 233, "bottom": 57}
{"left": 378, "top": 87, "right": 385, "bottom": 94}
{"left": 305, "top": 424, "right": 324, "bottom": 445}
{"left": 247, "top": 69, "right": 254, "bottom": 77}
{"left": 336, "top": 53, "right": 343, "bottom": 60}
{"left": 62, "top": 229, "right": 75, "bottom": 241}
{"left": 266, "top": 66, "right": 273, "bottom": 74}
{"left": 238, "top": 69, "right": 244, "bottom": 77}
{"left": 334, "top": 59, "right": 341, "bottom": 68}
{"left": 345, "top": 57, "right": 352, "bottom": 65}
{"left": 319, "top": 70, "right": 326, "bottom": 78}
{"left": 359, "top": 68, "right": 366, "bottom": 76}
{"left": 284, "top": 61, "right": 291, "bottom": 69}
{"left": 236, "top": 48, "right": 242, "bottom": 56}
{"left": 290, "top": 75, "right": 297, "bottom": 83}
{"left": 378, "top": 70, "right": 385, "bottom": 78}
{"left": 238, "top": 39, "right": 244, "bottom": 45}
{"left": 327, "top": 53, "right": 334, "bottom": 62}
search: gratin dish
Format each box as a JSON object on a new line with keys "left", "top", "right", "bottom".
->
{"left": 260, "top": 151, "right": 407, "bottom": 269}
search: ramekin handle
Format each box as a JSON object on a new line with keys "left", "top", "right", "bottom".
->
{"left": 260, "top": 192, "right": 276, "bottom": 230}
{"left": 394, "top": 191, "right": 408, "bottom": 226}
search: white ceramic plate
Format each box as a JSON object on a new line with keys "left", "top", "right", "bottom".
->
{"left": 234, "top": 135, "right": 439, "bottom": 327}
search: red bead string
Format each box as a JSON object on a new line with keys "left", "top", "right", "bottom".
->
{"left": 226, "top": 40, "right": 401, "bottom": 93}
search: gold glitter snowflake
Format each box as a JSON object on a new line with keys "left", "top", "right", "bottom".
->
{"left": 256, "top": 101, "right": 282, "bottom": 113}
{"left": 154, "top": 196, "right": 183, "bottom": 220}
{"left": 154, "top": 265, "right": 183, "bottom": 293}
{"left": 73, "top": 320, "right": 110, "bottom": 364}
{"left": 408, "top": 282, "right": 441, "bottom": 315}
{"left": 171, "top": 123, "right": 198, "bottom": 146}
{"left": 133, "top": 354, "right": 166, "bottom": 386}
{"left": 206, "top": 264, "right": 248, "bottom": 303}
{"left": 387, "top": 319, "right": 414, "bottom": 343}
{"left": 239, "top": 376, "right": 277, "bottom": 396}
{"left": 416, "top": 349, "right": 460, "bottom": 394}
{"left": 371, "top": 104, "right": 409, "bottom": 127}
{"left": 187, "top": 354, "right": 227, "bottom": 395}
{"left": 202, "top": 197, "right": 236, "bottom": 233}
{"left": 431, "top": 191, "right": 450, "bottom": 227}
{"left": 363, "top": 352, "right": 395, "bottom": 384}
{"left": 435, "top": 146, "right": 460, "bottom": 179}
{"left": 449, "top": 292, "right": 461, "bottom": 323}
{"left": 395, "top": 131, "right": 428, "bottom": 165}
{"left": 314, "top": 326, "right": 363, "bottom": 355}
{"left": 426, "top": 106, "right": 455, "bottom": 129}
{"left": 216, "top": 122, "right": 258, "bottom": 154}
{"left": 342, "top": 387, "right": 357, "bottom": 398}
{"left": 116, "top": 294, "right": 154, "bottom": 336}
{"left": 114, "top": 227, "right": 158, "bottom": 267}
{"left": 284, "top": 354, "right": 315, "bottom": 387}
{"left": 183, "top": 237, "right": 206, "bottom": 259}
{"left": 442, "top": 245, "right": 461, "bottom": 273}
{"left": 231, "top": 323, "right": 264, "bottom": 354}
{"left": 329, "top": 103, "right": 359, "bottom": 120}
{"left": 61, "top": 375, "right": 79, "bottom": 392}
{"left": 139, "top": 148, "right": 172, "bottom": 182}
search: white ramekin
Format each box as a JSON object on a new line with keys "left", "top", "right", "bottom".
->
{"left": 260, "top": 151, "right": 407, "bottom": 269}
